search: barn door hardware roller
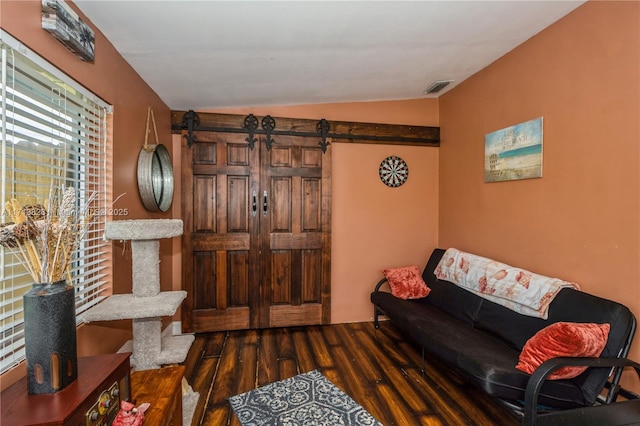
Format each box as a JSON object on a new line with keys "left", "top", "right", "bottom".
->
{"left": 181, "top": 110, "right": 200, "bottom": 147}
{"left": 261, "top": 115, "right": 276, "bottom": 150}
{"left": 243, "top": 114, "right": 259, "bottom": 150}
{"left": 317, "top": 119, "right": 330, "bottom": 153}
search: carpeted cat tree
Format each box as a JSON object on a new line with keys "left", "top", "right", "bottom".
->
{"left": 83, "top": 219, "right": 198, "bottom": 425}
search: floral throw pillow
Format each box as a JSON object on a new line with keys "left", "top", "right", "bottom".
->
{"left": 515, "top": 322, "right": 610, "bottom": 379}
{"left": 382, "top": 265, "right": 431, "bottom": 300}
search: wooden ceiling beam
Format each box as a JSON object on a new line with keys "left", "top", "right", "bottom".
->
{"left": 171, "top": 110, "right": 439, "bottom": 147}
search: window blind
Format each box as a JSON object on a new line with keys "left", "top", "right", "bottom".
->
{"left": 0, "top": 32, "right": 112, "bottom": 374}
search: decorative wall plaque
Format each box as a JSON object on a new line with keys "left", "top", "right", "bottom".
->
{"left": 42, "top": 0, "right": 95, "bottom": 62}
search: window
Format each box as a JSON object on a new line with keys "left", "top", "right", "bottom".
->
{"left": 0, "top": 32, "right": 112, "bottom": 374}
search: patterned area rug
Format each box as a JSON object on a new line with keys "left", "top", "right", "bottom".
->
{"left": 228, "top": 370, "right": 383, "bottom": 425}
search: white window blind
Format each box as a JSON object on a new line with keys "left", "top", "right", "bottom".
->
{"left": 0, "top": 32, "right": 112, "bottom": 374}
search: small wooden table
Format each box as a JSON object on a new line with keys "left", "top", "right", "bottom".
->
{"left": 130, "top": 365, "right": 185, "bottom": 426}
{"left": 0, "top": 353, "right": 131, "bottom": 426}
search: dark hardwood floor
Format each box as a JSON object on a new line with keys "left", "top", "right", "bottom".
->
{"left": 183, "top": 321, "right": 521, "bottom": 425}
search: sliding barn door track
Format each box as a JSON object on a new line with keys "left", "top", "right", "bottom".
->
{"left": 172, "top": 110, "right": 440, "bottom": 150}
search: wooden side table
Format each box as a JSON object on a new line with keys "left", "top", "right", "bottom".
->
{"left": 0, "top": 353, "right": 131, "bottom": 426}
{"left": 130, "top": 365, "right": 185, "bottom": 426}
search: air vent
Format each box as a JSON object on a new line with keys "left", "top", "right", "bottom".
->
{"left": 424, "top": 80, "right": 454, "bottom": 95}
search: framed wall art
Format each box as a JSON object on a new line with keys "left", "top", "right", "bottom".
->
{"left": 485, "top": 117, "right": 543, "bottom": 183}
{"left": 42, "top": 0, "right": 95, "bottom": 62}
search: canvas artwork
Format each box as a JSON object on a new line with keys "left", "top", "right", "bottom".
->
{"left": 42, "top": 0, "right": 95, "bottom": 62}
{"left": 485, "top": 117, "right": 543, "bottom": 183}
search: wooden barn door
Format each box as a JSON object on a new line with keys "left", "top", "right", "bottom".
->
{"left": 259, "top": 135, "right": 331, "bottom": 328}
{"left": 181, "top": 125, "right": 331, "bottom": 333}
{"left": 181, "top": 130, "right": 259, "bottom": 332}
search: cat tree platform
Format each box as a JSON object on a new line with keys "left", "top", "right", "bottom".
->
{"left": 104, "top": 218, "right": 183, "bottom": 240}
{"left": 82, "top": 291, "right": 195, "bottom": 365}
{"left": 83, "top": 292, "right": 187, "bottom": 321}
{"left": 117, "top": 334, "right": 195, "bottom": 366}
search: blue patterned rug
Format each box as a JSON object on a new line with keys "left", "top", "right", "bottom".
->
{"left": 228, "top": 370, "right": 383, "bottom": 425}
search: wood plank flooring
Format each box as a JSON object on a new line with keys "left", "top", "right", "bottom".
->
{"left": 183, "top": 321, "right": 520, "bottom": 425}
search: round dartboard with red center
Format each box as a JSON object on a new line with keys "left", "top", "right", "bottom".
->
{"left": 379, "top": 156, "right": 409, "bottom": 187}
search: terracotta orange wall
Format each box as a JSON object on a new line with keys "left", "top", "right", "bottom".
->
{"left": 439, "top": 0, "right": 640, "bottom": 380}
{"left": 1, "top": 1, "right": 176, "bottom": 389}
{"left": 173, "top": 99, "right": 440, "bottom": 324}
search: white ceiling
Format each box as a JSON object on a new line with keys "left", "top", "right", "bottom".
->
{"left": 74, "top": 1, "right": 585, "bottom": 110}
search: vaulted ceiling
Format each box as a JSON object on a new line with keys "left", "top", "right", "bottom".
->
{"left": 74, "top": 1, "right": 585, "bottom": 110}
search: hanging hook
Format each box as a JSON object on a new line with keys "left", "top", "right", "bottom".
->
{"left": 143, "top": 107, "right": 159, "bottom": 152}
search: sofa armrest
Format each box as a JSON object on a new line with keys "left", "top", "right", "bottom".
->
{"left": 374, "top": 277, "right": 389, "bottom": 292}
{"left": 372, "top": 278, "right": 389, "bottom": 329}
{"left": 523, "top": 357, "right": 640, "bottom": 426}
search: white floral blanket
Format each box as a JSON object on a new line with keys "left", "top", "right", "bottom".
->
{"left": 435, "top": 248, "right": 581, "bottom": 319}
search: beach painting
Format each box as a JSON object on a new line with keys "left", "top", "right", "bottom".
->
{"left": 485, "top": 117, "right": 543, "bottom": 183}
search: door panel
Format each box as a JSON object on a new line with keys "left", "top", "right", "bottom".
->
{"left": 261, "top": 135, "right": 330, "bottom": 328}
{"left": 270, "top": 177, "right": 291, "bottom": 232}
{"left": 183, "top": 131, "right": 258, "bottom": 333}
{"left": 302, "top": 249, "right": 322, "bottom": 303}
{"left": 193, "top": 252, "right": 215, "bottom": 310}
{"left": 227, "top": 143, "right": 250, "bottom": 166}
{"left": 270, "top": 145, "right": 292, "bottom": 167}
{"left": 302, "top": 178, "right": 321, "bottom": 231}
{"left": 269, "top": 305, "right": 323, "bottom": 328}
{"left": 271, "top": 250, "right": 292, "bottom": 304}
{"left": 194, "top": 176, "right": 216, "bottom": 231}
{"left": 228, "top": 251, "right": 250, "bottom": 306}
{"left": 227, "top": 176, "right": 249, "bottom": 232}
{"left": 182, "top": 124, "right": 330, "bottom": 333}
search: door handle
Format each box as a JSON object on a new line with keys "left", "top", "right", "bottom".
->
{"left": 263, "top": 190, "right": 268, "bottom": 216}
{"left": 252, "top": 191, "right": 257, "bottom": 217}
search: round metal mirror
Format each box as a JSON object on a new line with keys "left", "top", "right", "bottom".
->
{"left": 137, "top": 144, "right": 174, "bottom": 212}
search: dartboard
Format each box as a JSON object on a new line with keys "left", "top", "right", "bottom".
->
{"left": 379, "top": 156, "right": 409, "bottom": 187}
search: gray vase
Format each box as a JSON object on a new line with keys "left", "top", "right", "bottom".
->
{"left": 23, "top": 280, "right": 78, "bottom": 394}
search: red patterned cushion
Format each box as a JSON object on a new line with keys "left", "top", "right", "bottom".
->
{"left": 516, "top": 322, "right": 610, "bottom": 379}
{"left": 382, "top": 265, "right": 431, "bottom": 300}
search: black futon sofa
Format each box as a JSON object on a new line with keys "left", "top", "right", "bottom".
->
{"left": 371, "top": 248, "right": 640, "bottom": 425}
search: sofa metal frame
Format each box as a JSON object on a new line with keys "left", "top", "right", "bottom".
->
{"left": 523, "top": 357, "right": 640, "bottom": 425}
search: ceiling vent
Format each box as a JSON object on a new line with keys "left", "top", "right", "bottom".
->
{"left": 424, "top": 80, "right": 454, "bottom": 95}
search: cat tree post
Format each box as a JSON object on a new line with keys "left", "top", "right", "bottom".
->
{"left": 131, "top": 238, "right": 162, "bottom": 297}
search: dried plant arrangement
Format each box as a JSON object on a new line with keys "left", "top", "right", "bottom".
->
{"left": 0, "top": 187, "right": 97, "bottom": 284}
